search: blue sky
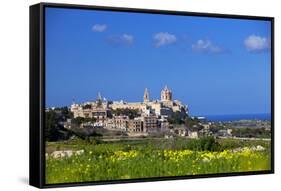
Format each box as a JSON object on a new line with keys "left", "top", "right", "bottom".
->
{"left": 45, "top": 7, "right": 271, "bottom": 116}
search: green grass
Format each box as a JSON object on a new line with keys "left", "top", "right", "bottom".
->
{"left": 46, "top": 138, "right": 271, "bottom": 184}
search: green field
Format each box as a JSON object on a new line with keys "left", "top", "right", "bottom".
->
{"left": 46, "top": 138, "right": 271, "bottom": 184}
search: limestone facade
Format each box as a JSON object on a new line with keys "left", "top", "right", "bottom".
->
{"left": 109, "top": 86, "right": 188, "bottom": 117}
{"left": 70, "top": 86, "right": 188, "bottom": 132}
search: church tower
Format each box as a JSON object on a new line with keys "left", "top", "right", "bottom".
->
{"left": 161, "top": 85, "right": 172, "bottom": 101}
{"left": 143, "top": 88, "right": 149, "bottom": 102}
{"left": 97, "top": 92, "right": 103, "bottom": 107}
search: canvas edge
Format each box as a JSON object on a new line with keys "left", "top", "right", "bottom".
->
{"left": 29, "top": 2, "right": 275, "bottom": 189}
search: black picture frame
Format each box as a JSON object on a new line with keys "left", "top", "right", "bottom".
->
{"left": 30, "top": 2, "right": 275, "bottom": 188}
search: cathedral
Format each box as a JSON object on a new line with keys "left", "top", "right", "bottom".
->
{"left": 160, "top": 85, "right": 172, "bottom": 102}
{"left": 71, "top": 86, "right": 188, "bottom": 120}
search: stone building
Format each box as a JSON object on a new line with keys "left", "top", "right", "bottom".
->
{"left": 105, "top": 116, "right": 129, "bottom": 130}
{"left": 174, "top": 127, "right": 188, "bottom": 137}
{"left": 114, "top": 115, "right": 129, "bottom": 130}
{"left": 143, "top": 115, "right": 158, "bottom": 132}
{"left": 188, "top": 131, "right": 199, "bottom": 139}
{"left": 70, "top": 93, "right": 110, "bottom": 123}
{"left": 109, "top": 86, "right": 188, "bottom": 117}
{"left": 70, "top": 86, "right": 188, "bottom": 132}
{"left": 127, "top": 118, "right": 143, "bottom": 132}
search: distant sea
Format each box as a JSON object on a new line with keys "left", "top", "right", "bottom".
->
{"left": 200, "top": 113, "right": 271, "bottom": 122}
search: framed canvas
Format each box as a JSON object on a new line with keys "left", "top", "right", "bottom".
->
{"left": 30, "top": 2, "right": 274, "bottom": 188}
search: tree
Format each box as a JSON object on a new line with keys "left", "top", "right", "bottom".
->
{"left": 186, "top": 136, "right": 220, "bottom": 151}
{"left": 84, "top": 117, "right": 97, "bottom": 123}
{"left": 69, "top": 127, "right": 102, "bottom": 142}
{"left": 111, "top": 108, "right": 140, "bottom": 119}
{"left": 82, "top": 104, "right": 92, "bottom": 109}
{"left": 209, "top": 125, "right": 225, "bottom": 134}
{"left": 60, "top": 106, "right": 73, "bottom": 119}
{"left": 168, "top": 111, "right": 185, "bottom": 124}
{"left": 53, "top": 106, "right": 73, "bottom": 120}
{"left": 184, "top": 116, "right": 202, "bottom": 130}
{"left": 71, "top": 117, "right": 85, "bottom": 125}
{"left": 232, "top": 127, "right": 270, "bottom": 138}
{"left": 45, "top": 110, "right": 71, "bottom": 141}
{"left": 45, "top": 110, "right": 57, "bottom": 141}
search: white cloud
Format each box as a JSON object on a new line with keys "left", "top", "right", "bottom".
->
{"left": 244, "top": 35, "right": 270, "bottom": 52}
{"left": 107, "top": 34, "right": 134, "bottom": 45}
{"left": 92, "top": 24, "right": 107, "bottom": 32}
{"left": 120, "top": 34, "right": 134, "bottom": 44}
{"left": 192, "top": 39, "right": 223, "bottom": 53}
{"left": 153, "top": 32, "right": 177, "bottom": 47}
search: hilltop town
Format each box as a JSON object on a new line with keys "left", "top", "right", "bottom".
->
{"left": 68, "top": 86, "right": 189, "bottom": 134}
{"left": 46, "top": 86, "right": 271, "bottom": 141}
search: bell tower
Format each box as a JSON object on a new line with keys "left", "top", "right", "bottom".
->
{"left": 143, "top": 88, "right": 149, "bottom": 102}
{"left": 161, "top": 85, "right": 172, "bottom": 101}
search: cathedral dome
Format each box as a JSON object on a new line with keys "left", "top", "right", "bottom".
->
{"left": 161, "top": 85, "right": 172, "bottom": 101}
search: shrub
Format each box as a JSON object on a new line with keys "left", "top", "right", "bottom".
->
{"left": 186, "top": 136, "right": 220, "bottom": 151}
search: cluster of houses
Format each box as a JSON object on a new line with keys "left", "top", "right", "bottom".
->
{"left": 68, "top": 87, "right": 186, "bottom": 133}
{"left": 59, "top": 86, "right": 233, "bottom": 138}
